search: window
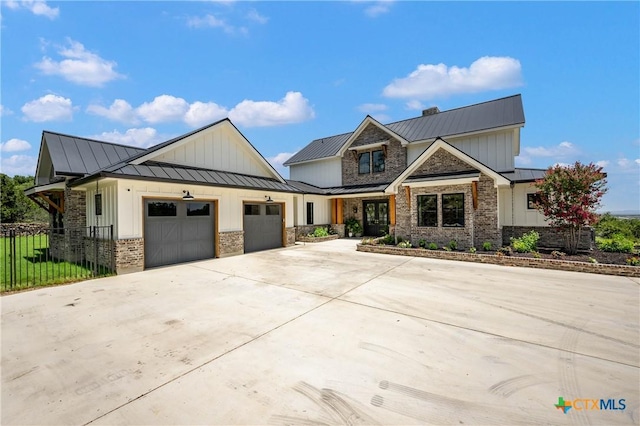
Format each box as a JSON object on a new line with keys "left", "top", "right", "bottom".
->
{"left": 442, "top": 193, "right": 465, "bottom": 227}
{"left": 244, "top": 204, "right": 260, "bottom": 215}
{"left": 148, "top": 202, "right": 176, "bottom": 217}
{"left": 527, "top": 193, "right": 541, "bottom": 210}
{"left": 94, "top": 194, "right": 102, "bottom": 216}
{"left": 266, "top": 205, "right": 280, "bottom": 215}
{"left": 306, "top": 202, "right": 314, "bottom": 225}
{"left": 187, "top": 202, "right": 210, "bottom": 216}
{"left": 372, "top": 150, "right": 385, "bottom": 173}
{"left": 417, "top": 195, "right": 437, "bottom": 227}
{"left": 358, "top": 152, "right": 370, "bottom": 174}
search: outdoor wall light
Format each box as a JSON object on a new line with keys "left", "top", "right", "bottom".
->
{"left": 265, "top": 195, "right": 274, "bottom": 203}
{"left": 183, "top": 190, "right": 194, "bottom": 199}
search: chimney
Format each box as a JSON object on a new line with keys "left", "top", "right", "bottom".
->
{"left": 422, "top": 106, "right": 440, "bottom": 116}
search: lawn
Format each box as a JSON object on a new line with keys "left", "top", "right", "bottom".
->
{"left": 1, "top": 234, "right": 105, "bottom": 292}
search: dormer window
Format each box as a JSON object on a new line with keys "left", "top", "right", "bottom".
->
{"left": 358, "top": 152, "right": 370, "bottom": 174}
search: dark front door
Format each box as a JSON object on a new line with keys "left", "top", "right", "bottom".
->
{"left": 363, "top": 200, "right": 389, "bottom": 236}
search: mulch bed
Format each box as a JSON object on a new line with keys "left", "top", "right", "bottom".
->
{"left": 487, "top": 248, "right": 634, "bottom": 266}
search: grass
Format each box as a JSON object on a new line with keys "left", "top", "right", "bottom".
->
{"left": 1, "top": 235, "right": 109, "bottom": 293}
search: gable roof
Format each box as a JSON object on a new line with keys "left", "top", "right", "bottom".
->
{"left": 39, "top": 131, "right": 146, "bottom": 177}
{"left": 385, "top": 137, "right": 511, "bottom": 194}
{"left": 284, "top": 94, "right": 524, "bottom": 166}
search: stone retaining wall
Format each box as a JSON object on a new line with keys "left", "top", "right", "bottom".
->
{"left": 357, "top": 244, "right": 640, "bottom": 278}
{"left": 297, "top": 234, "right": 340, "bottom": 243}
{"left": 0, "top": 223, "right": 49, "bottom": 236}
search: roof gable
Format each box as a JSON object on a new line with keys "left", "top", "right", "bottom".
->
{"left": 385, "top": 138, "right": 510, "bottom": 194}
{"left": 131, "top": 119, "right": 284, "bottom": 183}
{"left": 336, "top": 116, "right": 410, "bottom": 157}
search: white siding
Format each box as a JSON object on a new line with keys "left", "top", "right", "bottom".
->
{"left": 86, "top": 180, "right": 118, "bottom": 236}
{"left": 302, "top": 195, "right": 332, "bottom": 225}
{"left": 408, "top": 130, "right": 516, "bottom": 172}
{"left": 150, "top": 125, "right": 273, "bottom": 178}
{"left": 499, "top": 183, "right": 548, "bottom": 227}
{"left": 115, "top": 179, "right": 297, "bottom": 239}
{"left": 289, "top": 158, "right": 342, "bottom": 187}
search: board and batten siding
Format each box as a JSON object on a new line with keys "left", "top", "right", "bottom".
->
{"left": 499, "top": 183, "right": 548, "bottom": 227}
{"left": 151, "top": 125, "right": 273, "bottom": 178}
{"left": 295, "top": 195, "right": 331, "bottom": 225}
{"left": 289, "top": 157, "right": 342, "bottom": 188}
{"left": 407, "top": 130, "right": 516, "bottom": 172}
{"left": 86, "top": 180, "right": 118, "bottom": 236}
{"left": 116, "top": 179, "right": 296, "bottom": 239}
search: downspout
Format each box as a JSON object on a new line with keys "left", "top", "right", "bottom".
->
{"left": 510, "top": 180, "right": 515, "bottom": 242}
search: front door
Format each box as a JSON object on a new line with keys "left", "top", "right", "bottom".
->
{"left": 363, "top": 200, "right": 389, "bottom": 236}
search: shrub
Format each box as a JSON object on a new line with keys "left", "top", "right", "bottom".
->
{"left": 442, "top": 246, "right": 451, "bottom": 252}
{"left": 497, "top": 246, "right": 512, "bottom": 256}
{"left": 510, "top": 230, "right": 539, "bottom": 253}
{"left": 626, "top": 256, "right": 640, "bottom": 266}
{"left": 447, "top": 240, "right": 458, "bottom": 251}
{"left": 397, "top": 241, "right": 412, "bottom": 248}
{"left": 312, "top": 227, "right": 329, "bottom": 238}
{"left": 469, "top": 247, "right": 477, "bottom": 253}
{"left": 532, "top": 251, "right": 541, "bottom": 259}
{"left": 551, "top": 250, "right": 565, "bottom": 259}
{"left": 418, "top": 239, "right": 426, "bottom": 248}
{"left": 588, "top": 257, "right": 598, "bottom": 264}
{"left": 482, "top": 241, "right": 492, "bottom": 251}
{"left": 596, "top": 235, "right": 634, "bottom": 253}
{"left": 427, "top": 242, "right": 438, "bottom": 250}
{"left": 380, "top": 234, "right": 395, "bottom": 245}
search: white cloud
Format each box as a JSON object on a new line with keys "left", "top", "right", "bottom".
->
{"left": 21, "top": 94, "right": 73, "bottom": 122}
{"left": 90, "top": 128, "right": 163, "bottom": 148}
{"left": 405, "top": 100, "right": 426, "bottom": 110}
{"left": 357, "top": 103, "right": 387, "bottom": 113}
{"left": 184, "top": 102, "right": 228, "bottom": 128}
{"left": 267, "top": 151, "right": 296, "bottom": 177}
{"left": 0, "top": 154, "right": 37, "bottom": 176}
{"left": 136, "top": 95, "right": 189, "bottom": 124}
{"left": 35, "top": 38, "right": 124, "bottom": 87}
{"left": 187, "top": 14, "right": 248, "bottom": 35}
{"left": 596, "top": 160, "right": 610, "bottom": 168}
{"left": 0, "top": 105, "right": 13, "bottom": 116}
{"left": 636, "top": 159, "right": 640, "bottom": 166}
{"left": 516, "top": 141, "right": 579, "bottom": 167}
{"left": 1, "top": 138, "right": 31, "bottom": 152}
{"left": 86, "top": 99, "right": 138, "bottom": 124}
{"left": 229, "top": 91, "right": 315, "bottom": 127}
{"left": 616, "top": 158, "right": 640, "bottom": 169}
{"left": 358, "top": 0, "right": 394, "bottom": 17}
{"left": 246, "top": 8, "right": 268, "bottom": 24}
{"left": 382, "top": 56, "right": 523, "bottom": 100}
{"left": 4, "top": 1, "right": 59, "bottom": 19}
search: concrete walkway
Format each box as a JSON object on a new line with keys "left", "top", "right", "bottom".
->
{"left": 2, "top": 239, "right": 638, "bottom": 425}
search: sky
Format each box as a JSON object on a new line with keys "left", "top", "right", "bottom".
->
{"left": 1, "top": 1, "right": 638, "bottom": 213}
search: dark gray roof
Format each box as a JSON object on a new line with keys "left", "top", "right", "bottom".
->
{"left": 70, "top": 161, "right": 299, "bottom": 193}
{"left": 405, "top": 171, "right": 480, "bottom": 183}
{"left": 285, "top": 180, "right": 328, "bottom": 195}
{"left": 284, "top": 94, "right": 524, "bottom": 165}
{"left": 43, "top": 131, "right": 145, "bottom": 176}
{"left": 501, "top": 168, "right": 546, "bottom": 183}
{"left": 323, "top": 182, "right": 389, "bottom": 195}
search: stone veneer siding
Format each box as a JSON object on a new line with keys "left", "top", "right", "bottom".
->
{"left": 357, "top": 244, "right": 640, "bottom": 278}
{"left": 472, "top": 174, "right": 502, "bottom": 249}
{"left": 502, "top": 226, "right": 594, "bottom": 250}
{"left": 342, "top": 196, "right": 389, "bottom": 235}
{"left": 410, "top": 148, "right": 475, "bottom": 176}
{"left": 114, "top": 238, "right": 144, "bottom": 274}
{"left": 50, "top": 188, "right": 86, "bottom": 262}
{"left": 285, "top": 227, "right": 296, "bottom": 246}
{"left": 84, "top": 236, "right": 115, "bottom": 270}
{"left": 219, "top": 231, "right": 244, "bottom": 257}
{"left": 342, "top": 125, "right": 406, "bottom": 186}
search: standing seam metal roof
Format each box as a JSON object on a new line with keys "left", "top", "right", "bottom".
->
{"left": 284, "top": 94, "right": 524, "bottom": 165}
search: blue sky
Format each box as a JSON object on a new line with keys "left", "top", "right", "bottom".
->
{"left": 1, "top": 1, "right": 638, "bottom": 212}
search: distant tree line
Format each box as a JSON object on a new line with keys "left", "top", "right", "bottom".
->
{"left": 0, "top": 174, "right": 49, "bottom": 223}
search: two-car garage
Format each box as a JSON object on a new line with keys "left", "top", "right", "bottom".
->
{"left": 144, "top": 199, "right": 284, "bottom": 268}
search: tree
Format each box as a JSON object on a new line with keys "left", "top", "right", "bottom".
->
{"left": 534, "top": 162, "right": 607, "bottom": 254}
{"left": 0, "top": 174, "right": 48, "bottom": 223}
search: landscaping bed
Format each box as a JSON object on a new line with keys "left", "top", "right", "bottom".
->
{"left": 297, "top": 234, "right": 340, "bottom": 243}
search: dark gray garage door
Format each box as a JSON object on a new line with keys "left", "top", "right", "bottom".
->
{"left": 243, "top": 203, "right": 282, "bottom": 253}
{"left": 144, "top": 200, "right": 215, "bottom": 268}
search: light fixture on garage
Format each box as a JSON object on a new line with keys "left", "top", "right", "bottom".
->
{"left": 183, "top": 190, "right": 194, "bottom": 200}
{"left": 265, "top": 195, "right": 274, "bottom": 203}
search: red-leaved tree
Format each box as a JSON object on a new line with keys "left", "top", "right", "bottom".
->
{"left": 534, "top": 162, "right": 607, "bottom": 254}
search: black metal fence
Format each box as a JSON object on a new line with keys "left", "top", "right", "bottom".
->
{"left": 1, "top": 225, "right": 114, "bottom": 292}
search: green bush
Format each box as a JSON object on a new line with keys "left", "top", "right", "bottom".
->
{"left": 510, "top": 230, "right": 539, "bottom": 253}
{"left": 626, "top": 256, "right": 640, "bottom": 266}
{"left": 469, "top": 247, "right": 477, "bottom": 253}
{"left": 595, "top": 213, "right": 640, "bottom": 240}
{"left": 397, "top": 241, "right": 412, "bottom": 248}
{"left": 418, "top": 239, "right": 426, "bottom": 248}
{"left": 447, "top": 240, "right": 458, "bottom": 251}
{"left": 312, "top": 227, "right": 329, "bottom": 238}
{"left": 427, "top": 242, "right": 438, "bottom": 250}
{"left": 596, "top": 235, "right": 634, "bottom": 253}
{"left": 380, "top": 234, "right": 395, "bottom": 245}
{"left": 482, "top": 241, "right": 492, "bottom": 251}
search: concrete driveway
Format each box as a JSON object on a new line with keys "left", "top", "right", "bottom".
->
{"left": 2, "top": 239, "right": 638, "bottom": 425}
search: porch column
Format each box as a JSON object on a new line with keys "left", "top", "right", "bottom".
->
{"left": 331, "top": 198, "right": 337, "bottom": 224}
{"left": 336, "top": 198, "right": 343, "bottom": 224}
{"left": 389, "top": 194, "right": 396, "bottom": 225}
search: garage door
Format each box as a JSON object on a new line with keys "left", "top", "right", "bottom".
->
{"left": 144, "top": 200, "right": 215, "bottom": 268}
{"left": 243, "top": 203, "right": 282, "bottom": 253}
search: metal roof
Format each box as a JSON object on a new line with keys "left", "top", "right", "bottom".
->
{"left": 43, "top": 131, "right": 145, "bottom": 176}
{"left": 284, "top": 94, "right": 524, "bottom": 165}
{"left": 405, "top": 171, "right": 480, "bottom": 183}
{"left": 323, "top": 182, "right": 389, "bottom": 195}
{"left": 71, "top": 161, "right": 300, "bottom": 193}
{"left": 500, "top": 168, "right": 546, "bottom": 183}
{"left": 285, "top": 180, "right": 328, "bottom": 195}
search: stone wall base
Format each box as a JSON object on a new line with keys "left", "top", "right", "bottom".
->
{"left": 114, "top": 238, "right": 144, "bottom": 274}
{"left": 502, "top": 226, "right": 594, "bottom": 250}
{"left": 285, "top": 227, "right": 296, "bottom": 246}
{"left": 219, "top": 231, "right": 244, "bottom": 257}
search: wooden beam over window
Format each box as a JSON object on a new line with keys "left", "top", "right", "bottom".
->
{"left": 34, "top": 192, "right": 64, "bottom": 214}
{"left": 471, "top": 181, "right": 478, "bottom": 210}
{"left": 389, "top": 195, "right": 396, "bottom": 225}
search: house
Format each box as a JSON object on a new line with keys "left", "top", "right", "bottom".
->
{"left": 26, "top": 94, "right": 584, "bottom": 274}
